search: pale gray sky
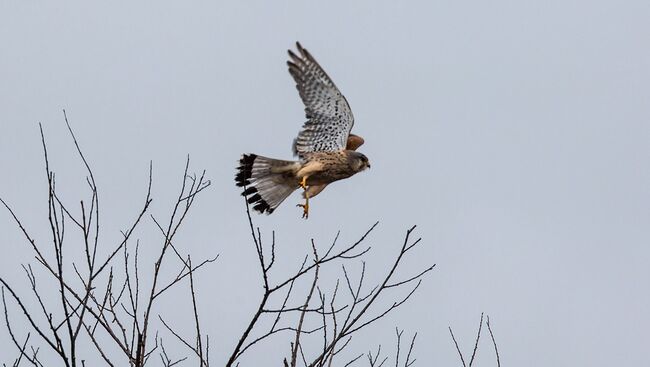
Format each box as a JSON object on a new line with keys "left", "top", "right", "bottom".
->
{"left": 1, "top": 1, "right": 649, "bottom": 366}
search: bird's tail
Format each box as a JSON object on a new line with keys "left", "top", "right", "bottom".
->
{"left": 235, "top": 154, "right": 300, "bottom": 214}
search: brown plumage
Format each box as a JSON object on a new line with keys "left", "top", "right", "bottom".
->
{"left": 346, "top": 134, "right": 365, "bottom": 151}
{"left": 305, "top": 134, "right": 365, "bottom": 199}
{"left": 235, "top": 43, "right": 370, "bottom": 218}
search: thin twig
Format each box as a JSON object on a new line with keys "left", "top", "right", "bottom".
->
{"left": 486, "top": 316, "right": 500, "bottom": 367}
{"left": 448, "top": 327, "right": 466, "bottom": 367}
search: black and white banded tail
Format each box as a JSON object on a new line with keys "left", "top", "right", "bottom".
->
{"left": 235, "top": 154, "right": 299, "bottom": 214}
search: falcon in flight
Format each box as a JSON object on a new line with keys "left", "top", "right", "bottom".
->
{"left": 235, "top": 42, "right": 370, "bottom": 218}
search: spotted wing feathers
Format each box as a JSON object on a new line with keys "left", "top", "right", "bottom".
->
{"left": 288, "top": 42, "right": 354, "bottom": 157}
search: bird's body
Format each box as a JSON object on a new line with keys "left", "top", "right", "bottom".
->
{"left": 235, "top": 43, "right": 370, "bottom": 217}
{"left": 298, "top": 151, "right": 364, "bottom": 186}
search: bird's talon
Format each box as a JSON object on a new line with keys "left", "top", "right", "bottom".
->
{"left": 296, "top": 203, "right": 309, "bottom": 219}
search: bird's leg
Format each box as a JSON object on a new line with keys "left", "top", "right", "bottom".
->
{"left": 297, "top": 176, "right": 309, "bottom": 219}
{"left": 297, "top": 191, "right": 309, "bottom": 219}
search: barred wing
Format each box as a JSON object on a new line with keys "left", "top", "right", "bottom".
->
{"left": 287, "top": 42, "right": 354, "bottom": 157}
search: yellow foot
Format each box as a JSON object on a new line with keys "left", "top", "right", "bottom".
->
{"left": 296, "top": 202, "right": 309, "bottom": 219}
{"left": 299, "top": 176, "right": 308, "bottom": 189}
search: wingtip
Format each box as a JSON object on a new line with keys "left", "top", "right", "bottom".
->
{"left": 294, "top": 42, "right": 309, "bottom": 58}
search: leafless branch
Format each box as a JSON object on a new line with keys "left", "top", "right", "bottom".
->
{"left": 227, "top": 195, "right": 434, "bottom": 367}
{"left": 449, "top": 313, "right": 501, "bottom": 367}
{"left": 0, "top": 116, "right": 213, "bottom": 367}
{"left": 468, "top": 313, "right": 484, "bottom": 367}
{"left": 486, "top": 316, "right": 500, "bottom": 367}
{"left": 448, "top": 326, "right": 466, "bottom": 367}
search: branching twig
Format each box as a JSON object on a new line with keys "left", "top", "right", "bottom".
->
{"left": 0, "top": 117, "right": 213, "bottom": 367}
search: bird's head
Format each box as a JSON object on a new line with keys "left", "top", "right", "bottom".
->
{"left": 350, "top": 152, "right": 371, "bottom": 172}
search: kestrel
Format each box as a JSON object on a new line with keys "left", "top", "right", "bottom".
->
{"left": 235, "top": 42, "right": 370, "bottom": 219}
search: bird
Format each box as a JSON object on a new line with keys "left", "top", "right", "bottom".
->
{"left": 235, "top": 42, "right": 370, "bottom": 219}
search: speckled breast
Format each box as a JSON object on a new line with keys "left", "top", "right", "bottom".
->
{"left": 304, "top": 152, "right": 355, "bottom": 186}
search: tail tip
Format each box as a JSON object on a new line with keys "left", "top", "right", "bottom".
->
{"left": 237, "top": 178, "right": 274, "bottom": 215}
{"left": 239, "top": 153, "right": 257, "bottom": 166}
{"left": 235, "top": 153, "right": 258, "bottom": 186}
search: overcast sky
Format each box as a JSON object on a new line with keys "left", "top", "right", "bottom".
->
{"left": 1, "top": 1, "right": 649, "bottom": 366}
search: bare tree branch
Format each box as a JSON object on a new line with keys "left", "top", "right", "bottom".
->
{"left": 449, "top": 326, "right": 466, "bottom": 367}
{"left": 486, "top": 316, "right": 500, "bottom": 367}
{"left": 1, "top": 118, "right": 213, "bottom": 367}
{"left": 449, "top": 313, "right": 501, "bottom": 367}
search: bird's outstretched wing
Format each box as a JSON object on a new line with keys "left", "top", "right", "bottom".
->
{"left": 287, "top": 42, "right": 355, "bottom": 157}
